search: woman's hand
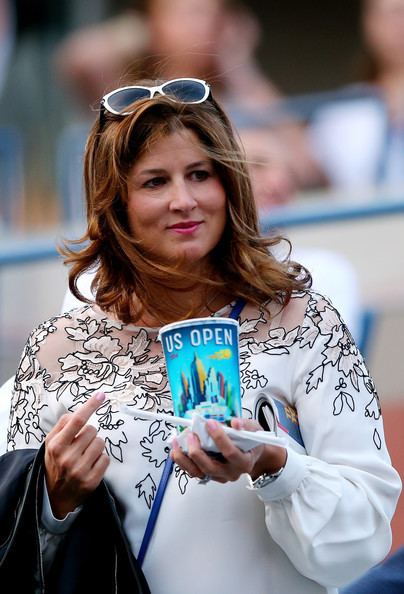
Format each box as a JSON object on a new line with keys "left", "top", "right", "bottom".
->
{"left": 170, "top": 417, "right": 287, "bottom": 483}
{"left": 44, "top": 392, "right": 110, "bottom": 518}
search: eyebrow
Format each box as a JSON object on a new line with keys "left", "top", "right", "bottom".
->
{"left": 136, "top": 160, "right": 211, "bottom": 177}
{"left": 136, "top": 168, "right": 166, "bottom": 177}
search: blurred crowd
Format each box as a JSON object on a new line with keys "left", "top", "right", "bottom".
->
{"left": 2, "top": 0, "right": 404, "bottom": 226}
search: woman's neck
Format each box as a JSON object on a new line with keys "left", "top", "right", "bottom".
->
{"left": 136, "top": 286, "right": 232, "bottom": 327}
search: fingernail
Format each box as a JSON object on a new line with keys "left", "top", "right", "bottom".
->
{"left": 171, "top": 437, "right": 179, "bottom": 450}
{"left": 95, "top": 392, "right": 106, "bottom": 402}
{"left": 187, "top": 433, "right": 196, "bottom": 447}
{"left": 232, "top": 418, "right": 242, "bottom": 430}
{"left": 207, "top": 419, "right": 219, "bottom": 431}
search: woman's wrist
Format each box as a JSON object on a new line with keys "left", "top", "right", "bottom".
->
{"left": 42, "top": 477, "right": 82, "bottom": 534}
{"left": 250, "top": 445, "right": 288, "bottom": 481}
{"left": 45, "top": 476, "right": 81, "bottom": 519}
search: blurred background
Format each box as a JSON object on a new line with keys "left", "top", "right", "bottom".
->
{"left": 0, "top": 0, "right": 403, "bottom": 550}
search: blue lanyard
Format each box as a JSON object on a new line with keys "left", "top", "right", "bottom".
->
{"left": 137, "top": 454, "right": 174, "bottom": 566}
{"left": 227, "top": 297, "right": 246, "bottom": 320}
{"left": 137, "top": 298, "right": 246, "bottom": 566}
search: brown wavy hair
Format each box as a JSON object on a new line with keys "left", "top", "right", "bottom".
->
{"left": 61, "top": 85, "right": 311, "bottom": 324}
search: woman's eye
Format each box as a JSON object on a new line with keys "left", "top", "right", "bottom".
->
{"left": 190, "top": 170, "right": 210, "bottom": 182}
{"left": 143, "top": 176, "right": 165, "bottom": 188}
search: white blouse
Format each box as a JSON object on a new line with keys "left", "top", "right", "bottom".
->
{"left": 7, "top": 290, "right": 401, "bottom": 594}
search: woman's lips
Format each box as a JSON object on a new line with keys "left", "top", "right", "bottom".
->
{"left": 168, "top": 221, "right": 202, "bottom": 234}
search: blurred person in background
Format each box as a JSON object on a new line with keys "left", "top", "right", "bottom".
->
{"left": 238, "top": 123, "right": 363, "bottom": 342}
{"left": 237, "top": 125, "right": 298, "bottom": 212}
{"left": 309, "top": 0, "right": 404, "bottom": 192}
{"left": 54, "top": 0, "right": 279, "bottom": 116}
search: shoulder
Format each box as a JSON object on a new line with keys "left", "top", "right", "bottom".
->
{"left": 19, "top": 305, "right": 131, "bottom": 387}
{"left": 28, "top": 304, "right": 96, "bottom": 344}
{"left": 271, "top": 290, "right": 343, "bottom": 331}
{"left": 242, "top": 290, "right": 341, "bottom": 326}
{"left": 24, "top": 304, "right": 119, "bottom": 367}
{"left": 240, "top": 291, "right": 344, "bottom": 340}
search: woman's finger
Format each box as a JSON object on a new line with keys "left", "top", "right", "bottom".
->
{"left": 71, "top": 424, "right": 98, "bottom": 453}
{"left": 230, "top": 417, "right": 262, "bottom": 432}
{"left": 80, "top": 452, "right": 110, "bottom": 493}
{"left": 205, "top": 420, "right": 251, "bottom": 467}
{"left": 170, "top": 437, "right": 206, "bottom": 479}
{"left": 55, "top": 392, "right": 106, "bottom": 446}
{"left": 76, "top": 435, "right": 107, "bottom": 472}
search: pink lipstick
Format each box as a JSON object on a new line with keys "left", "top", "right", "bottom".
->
{"left": 168, "top": 221, "right": 202, "bottom": 234}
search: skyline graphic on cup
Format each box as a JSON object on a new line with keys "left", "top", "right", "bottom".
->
{"left": 158, "top": 317, "right": 242, "bottom": 423}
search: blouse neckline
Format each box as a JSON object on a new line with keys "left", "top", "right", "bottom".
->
{"left": 89, "top": 301, "right": 236, "bottom": 333}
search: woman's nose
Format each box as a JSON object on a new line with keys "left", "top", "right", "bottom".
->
{"left": 169, "top": 180, "right": 197, "bottom": 210}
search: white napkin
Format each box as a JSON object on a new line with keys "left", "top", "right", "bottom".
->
{"left": 169, "top": 413, "right": 286, "bottom": 454}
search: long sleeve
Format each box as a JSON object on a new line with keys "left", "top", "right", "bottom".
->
{"left": 7, "top": 318, "right": 68, "bottom": 452}
{"left": 250, "top": 293, "right": 401, "bottom": 588}
{"left": 6, "top": 319, "right": 76, "bottom": 572}
{"left": 39, "top": 478, "right": 82, "bottom": 575}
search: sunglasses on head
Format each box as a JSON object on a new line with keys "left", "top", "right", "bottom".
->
{"left": 101, "top": 78, "right": 211, "bottom": 116}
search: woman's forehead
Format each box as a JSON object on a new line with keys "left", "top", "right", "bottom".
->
{"left": 138, "top": 127, "right": 206, "bottom": 156}
{"left": 132, "top": 129, "right": 210, "bottom": 170}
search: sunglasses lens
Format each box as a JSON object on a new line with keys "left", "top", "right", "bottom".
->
{"left": 162, "top": 79, "right": 207, "bottom": 103}
{"left": 106, "top": 87, "right": 151, "bottom": 113}
{"left": 103, "top": 80, "right": 209, "bottom": 116}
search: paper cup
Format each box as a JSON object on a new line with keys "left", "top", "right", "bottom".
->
{"left": 159, "top": 317, "right": 241, "bottom": 423}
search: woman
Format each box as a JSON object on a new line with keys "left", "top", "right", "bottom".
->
{"left": 5, "top": 78, "right": 401, "bottom": 593}
{"left": 309, "top": 0, "right": 404, "bottom": 190}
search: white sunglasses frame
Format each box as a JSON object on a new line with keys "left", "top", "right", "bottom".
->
{"left": 101, "top": 78, "right": 211, "bottom": 116}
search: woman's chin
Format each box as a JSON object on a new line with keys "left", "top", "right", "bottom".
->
{"left": 150, "top": 246, "right": 212, "bottom": 273}
{"left": 173, "top": 249, "right": 208, "bottom": 269}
